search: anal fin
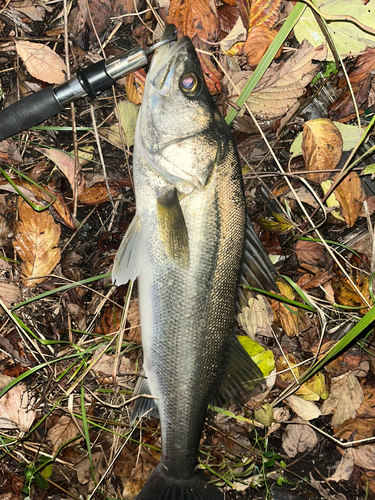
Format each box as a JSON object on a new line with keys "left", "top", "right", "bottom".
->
{"left": 131, "top": 375, "right": 159, "bottom": 424}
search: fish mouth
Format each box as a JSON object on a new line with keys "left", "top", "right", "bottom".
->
{"left": 148, "top": 29, "right": 191, "bottom": 95}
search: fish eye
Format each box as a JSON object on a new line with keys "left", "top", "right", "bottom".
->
{"left": 180, "top": 73, "right": 199, "bottom": 95}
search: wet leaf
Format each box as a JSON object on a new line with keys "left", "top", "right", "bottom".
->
{"left": 282, "top": 417, "right": 318, "bottom": 458}
{"left": 238, "top": 335, "right": 275, "bottom": 376}
{"left": 244, "top": 26, "right": 282, "bottom": 68}
{"left": 302, "top": 119, "right": 343, "bottom": 184}
{"left": 13, "top": 199, "right": 61, "bottom": 286}
{"left": 167, "top": 0, "right": 219, "bottom": 42}
{"left": 321, "top": 372, "right": 364, "bottom": 427}
{"left": 331, "top": 261, "right": 371, "bottom": 313}
{"left": 256, "top": 212, "right": 295, "bottom": 233}
{"left": 36, "top": 147, "right": 85, "bottom": 196}
{"left": 0, "top": 375, "right": 36, "bottom": 431}
{"left": 286, "top": 395, "right": 321, "bottom": 420}
{"left": 15, "top": 40, "right": 66, "bottom": 84}
{"left": 47, "top": 415, "right": 82, "bottom": 454}
{"left": 248, "top": 0, "right": 282, "bottom": 30}
{"left": 333, "top": 171, "right": 365, "bottom": 227}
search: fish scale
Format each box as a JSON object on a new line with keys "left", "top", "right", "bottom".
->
{"left": 112, "top": 24, "right": 275, "bottom": 500}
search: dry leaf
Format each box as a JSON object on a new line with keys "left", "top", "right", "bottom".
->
{"left": 302, "top": 119, "right": 343, "bottom": 184}
{"left": 36, "top": 147, "right": 85, "bottom": 196}
{"left": 331, "top": 261, "right": 371, "bottom": 314}
{"left": 248, "top": 0, "right": 282, "bottom": 30}
{"left": 271, "top": 279, "right": 299, "bottom": 338}
{"left": 333, "top": 171, "right": 365, "bottom": 227}
{"left": 78, "top": 180, "right": 130, "bottom": 205}
{"left": 244, "top": 26, "right": 282, "bottom": 68}
{"left": 228, "top": 41, "right": 327, "bottom": 121}
{"left": 321, "top": 372, "right": 364, "bottom": 427}
{"left": 328, "top": 448, "right": 354, "bottom": 482}
{"left": 0, "top": 375, "right": 36, "bottom": 431}
{"left": 0, "top": 281, "right": 21, "bottom": 310}
{"left": 352, "top": 445, "right": 375, "bottom": 470}
{"left": 237, "top": 294, "right": 274, "bottom": 338}
{"left": 295, "top": 239, "right": 333, "bottom": 270}
{"left": 286, "top": 395, "right": 321, "bottom": 420}
{"left": 11, "top": 0, "right": 46, "bottom": 21}
{"left": 125, "top": 72, "right": 144, "bottom": 105}
{"left": 15, "top": 40, "right": 66, "bottom": 84}
{"left": 47, "top": 415, "right": 82, "bottom": 454}
{"left": 282, "top": 417, "right": 318, "bottom": 458}
{"left": 168, "top": 0, "right": 219, "bottom": 42}
{"left": 13, "top": 199, "right": 61, "bottom": 286}
{"left": 0, "top": 140, "right": 23, "bottom": 166}
{"left": 195, "top": 39, "right": 223, "bottom": 95}
{"left": 100, "top": 100, "right": 139, "bottom": 148}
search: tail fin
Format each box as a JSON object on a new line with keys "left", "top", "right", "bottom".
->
{"left": 136, "top": 464, "right": 223, "bottom": 500}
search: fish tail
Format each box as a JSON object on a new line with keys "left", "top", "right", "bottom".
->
{"left": 135, "top": 463, "right": 223, "bottom": 500}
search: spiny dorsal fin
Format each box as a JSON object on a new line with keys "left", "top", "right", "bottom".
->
{"left": 157, "top": 188, "right": 189, "bottom": 267}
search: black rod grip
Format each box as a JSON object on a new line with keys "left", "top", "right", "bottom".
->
{"left": 0, "top": 86, "right": 63, "bottom": 142}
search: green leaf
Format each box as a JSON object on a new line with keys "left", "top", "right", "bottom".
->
{"left": 363, "top": 164, "right": 375, "bottom": 175}
{"left": 34, "top": 472, "right": 49, "bottom": 489}
{"left": 294, "top": 0, "right": 375, "bottom": 59}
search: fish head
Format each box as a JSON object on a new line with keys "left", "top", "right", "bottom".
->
{"left": 135, "top": 25, "right": 228, "bottom": 192}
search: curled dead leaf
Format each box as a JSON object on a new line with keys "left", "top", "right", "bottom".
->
{"left": 333, "top": 171, "right": 365, "bottom": 227}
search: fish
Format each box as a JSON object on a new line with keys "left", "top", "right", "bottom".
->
{"left": 112, "top": 24, "right": 276, "bottom": 500}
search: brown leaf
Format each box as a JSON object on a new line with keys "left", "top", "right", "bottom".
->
{"left": 168, "top": 0, "right": 219, "bottom": 42}
{"left": 271, "top": 279, "right": 299, "bottom": 337}
{"left": 321, "top": 372, "right": 364, "bottom": 427}
{"left": 248, "top": 0, "right": 282, "bottom": 29}
{"left": 237, "top": 295, "right": 274, "bottom": 338}
{"left": 282, "top": 417, "right": 318, "bottom": 458}
{"left": 13, "top": 199, "right": 61, "bottom": 286}
{"left": 244, "top": 26, "right": 282, "bottom": 68}
{"left": 296, "top": 269, "right": 332, "bottom": 291}
{"left": 331, "top": 261, "right": 371, "bottom": 314}
{"left": 193, "top": 37, "right": 222, "bottom": 95}
{"left": 236, "top": 0, "right": 251, "bottom": 31}
{"left": 11, "top": 0, "right": 46, "bottom": 21}
{"left": 333, "top": 171, "right": 365, "bottom": 227}
{"left": 47, "top": 415, "right": 82, "bottom": 454}
{"left": 228, "top": 41, "right": 327, "bottom": 121}
{"left": 0, "top": 140, "right": 23, "bottom": 165}
{"left": 36, "top": 147, "right": 85, "bottom": 196}
{"left": 302, "top": 119, "right": 343, "bottom": 184}
{"left": 15, "top": 40, "right": 66, "bottom": 84}
{"left": 0, "top": 281, "right": 21, "bottom": 310}
{"left": 0, "top": 375, "right": 36, "bottom": 431}
{"left": 125, "top": 72, "right": 144, "bottom": 105}
{"left": 78, "top": 180, "right": 130, "bottom": 205}
{"left": 295, "top": 240, "right": 333, "bottom": 270}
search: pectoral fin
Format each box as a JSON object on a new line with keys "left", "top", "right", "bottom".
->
{"left": 112, "top": 214, "right": 142, "bottom": 285}
{"left": 157, "top": 188, "right": 189, "bottom": 267}
{"left": 212, "top": 333, "right": 266, "bottom": 407}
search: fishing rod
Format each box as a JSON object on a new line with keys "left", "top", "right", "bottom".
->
{"left": 0, "top": 28, "right": 177, "bottom": 143}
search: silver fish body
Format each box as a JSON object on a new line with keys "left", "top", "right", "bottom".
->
{"left": 113, "top": 25, "right": 272, "bottom": 500}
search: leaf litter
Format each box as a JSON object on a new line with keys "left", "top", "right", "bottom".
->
{"left": 1, "top": 0, "right": 375, "bottom": 498}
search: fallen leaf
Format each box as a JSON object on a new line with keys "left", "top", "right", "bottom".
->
{"left": 100, "top": 100, "right": 139, "bottom": 148}
{"left": 294, "top": 0, "right": 375, "bottom": 59}
{"left": 357, "top": 381, "right": 375, "bottom": 418}
{"left": 219, "top": 16, "right": 246, "bottom": 53}
{"left": 228, "top": 41, "right": 327, "bottom": 121}
{"left": 282, "top": 417, "right": 318, "bottom": 458}
{"left": 47, "top": 415, "right": 82, "bottom": 454}
{"left": 286, "top": 395, "right": 321, "bottom": 420}
{"left": 36, "top": 147, "right": 85, "bottom": 196}
{"left": 238, "top": 294, "right": 274, "bottom": 339}
{"left": 244, "top": 26, "right": 282, "bottom": 68}
{"left": 328, "top": 448, "right": 354, "bottom": 482}
{"left": 248, "top": 0, "right": 283, "bottom": 30}
{"left": 353, "top": 445, "right": 375, "bottom": 470}
{"left": 0, "top": 140, "right": 23, "bottom": 165}
{"left": 302, "top": 119, "right": 343, "bottom": 184}
{"left": 194, "top": 38, "right": 222, "bottom": 95}
{"left": 13, "top": 199, "right": 61, "bottom": 286}
{"left": 11, "top": 0, "right": 46, "bottom": 21}
{"left": 236, "top": 0, "right": 251, "bottom": 31}
{"left": 78, "top": 180, "right": 130, "bottom": 205}
{"left": 271, "top": 279, "right": 299, "bottom": 338}
{"left": 122, "top": 449, "right": 160, "bottom": 498}
{"left": 167, "top": 0, "right": 219, "bottom": 42}
{"left": 321, "top": 372, "right": 364, "bottom": 427}
{"left": 15, "top": 40, "right": 66, "bottom": 84}
{"left": 0, "top": 281, "right": 21, "bottom": 310}
{"left": 0, "top": 375, "right": 36, "bottom": 431}
{"left": 125, "top": 72, "right": 144, "bottom": 105}
{"left": 331, "top": 261, "right": 371, "bottom": 314}
{"left": 333, "top": 171, "right": 366, "bottom": 227}
{"left": 295, "top": 239, "right": 333, "bottom": 270}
